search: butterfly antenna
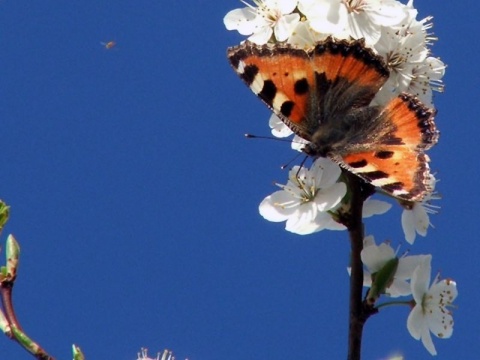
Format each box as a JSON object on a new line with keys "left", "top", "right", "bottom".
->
{"left": 245, "top": 133, "right": 310, "bottom": 185}
{"left": 280, "top": 152, "right": 305, "bottom": 170}
{"left": 294, "top": 155, "right": 310, "bottom": 190}
{"left": 245, "top": 133, "right": 305, "bottom": 167}
{"left": 244, "top": 133, "right": 294, "bottom": 144}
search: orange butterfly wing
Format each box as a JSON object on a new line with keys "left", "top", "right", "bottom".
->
{"left": 340, "top": 94, "right": 438, "bottom": 201}
{"left": 227, "top": 38, "right": 389, "bottom": 140}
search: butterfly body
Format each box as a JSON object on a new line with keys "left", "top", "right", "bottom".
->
{"left": 227, "top": 38, "right": 438, "bottom": 201}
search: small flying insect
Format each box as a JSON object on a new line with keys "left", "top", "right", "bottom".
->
{"left": 101, "top": 41, "right": 116, "bottom": 50}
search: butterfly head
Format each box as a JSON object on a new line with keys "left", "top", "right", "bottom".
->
{"left": 302, "top": 128, "right": 339, "bottom": 158}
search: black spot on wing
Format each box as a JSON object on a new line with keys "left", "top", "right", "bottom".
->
{"left": 315, "top": 72, "right": 331, "bottom": 99}
{"left": 348, "top": 159, "right": 368, "bottom": 168}
{"left": 374, "top": 151, "right": 394, "bottom": 159}
{"left": 281, "top": 101, "right": 294, "bottom": 117}
{"left": 381, "top": 182, "right": 404, "bottom": 192}
{"left": 381, "top": 136, "right": 404, "bottom": 146}
{"left": 294, "top": 79, "right": 309, "bottom": 95}
{"left": 362, "top": 170, "right": 389, "bottom": 180}
{"left": 258, "top": 79, "right": 277, "bottom": 105}
{"left": 240, "top": 64, "right": 259, "bottom": 86}
{"left": 227, "top": 50, "right": 242, "bottom": 69}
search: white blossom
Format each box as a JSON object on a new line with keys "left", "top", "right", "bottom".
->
{"left": 224, "top": 0, "right": 300, "bottom": 44}
{"left": 407, "top": 256, "right": 457, "bottom": 355}
{"left": 259, "top": 157, "right": 346, "bottom": 234}
{"left": 360, "top": 236, "right": 427, "bottom": 297}
{"left": 401, "top": 177, "right": 439, "bottom": 244}
{"left": 297, "top": 0, "right": 409, "bottom": 46}
{"left": 373, "top": 10, "right": 444, "bottom": 106}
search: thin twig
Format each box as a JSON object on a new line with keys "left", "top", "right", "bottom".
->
{"left": 1, "top": 277, "right": 55, "bottom": 359}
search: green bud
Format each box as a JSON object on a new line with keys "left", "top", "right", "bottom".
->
{"left": 367, "top": 257, "right": 399, "bottom": 305}
{"left": 0, "top": 201, "right": 9, "bottom": 232}
{"left": 72, "top": 344, "right": 85, "bottom": 360}
{"left": 6, "top": 234, "right": 20, "bottom": 279}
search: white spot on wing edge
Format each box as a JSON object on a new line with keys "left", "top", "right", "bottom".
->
{"left": 236, "top": 60, "right": 264, "bottom": 95}
{"left": 272, "top": 92, "right": 290, "bottom": 110}
{"left": 350, "top": 163, "right": 377, "bottom": 173}
{"left": 392, "top": 189, "right": 409, "bottom": 196}
{"left": 371, "top": 177, "right": 396, "bottom": 187}
{"left": 237, "top": 60, "right": 245, "bottom": 74}
{"left": 250, "top": 75, "right": 264, "bottom": 95}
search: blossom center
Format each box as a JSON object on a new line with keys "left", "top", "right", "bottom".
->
{"left": 342, "top": 0, "right": 367, "bottom": 14}
{"left": 251, "top": 0, "right": 283, "bottom": 25}
{"left": 385, "top": 51, "right": 406, "bottom": 72}
{"left": 296, "top": 177, "right": 317, "bottom": 203}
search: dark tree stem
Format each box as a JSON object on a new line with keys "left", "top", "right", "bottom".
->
{"left": 342, "top": 172, "right": 377, "bottom": 360}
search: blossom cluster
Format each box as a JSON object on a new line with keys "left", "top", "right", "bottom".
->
{"left": 225, "top": 0, "right": 443, "bottom": 240}
{"left": 358, "top": 236, "right": 457, "bottom": 355}
{"left": 224, "top": 0, "right": 455, "bottom": 355}
{"left": 224, "top": 0, "right": 445, "bottom": 106}
{"left": 258, "top": 157, "right": 436, "bottom": 244}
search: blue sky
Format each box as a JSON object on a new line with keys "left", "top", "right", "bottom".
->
{"left": 0, "top": 1, "right": 478, "bottom": 359}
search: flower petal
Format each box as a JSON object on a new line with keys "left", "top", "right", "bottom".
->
{"left": 362, "top": 198, "right": 392, "bottom": 218}
{"left": 270, "top": 0, "right": 298, "bottom": 15}
{"left": 401, "top": 208, "right": 417, "bottom": 244}
{"left": 323, "top": 216, "right": 346, "bottom": 231}
{"left": 395, "top": 255, "right": 428, "bottom": 280}
{"left": 346, "top": 12, "right": 381, "bottom": 45}
{"left": 427, "top": 306, "right": 454, "bottom": 339}
{"left": 420, "top": 325, "right": 437, "bottom": 356}
{"left": 367, "top": 0, "right": 409, "bottom": 27}
{"left": 387, "top": 278, "right": 411, "bottom": 297}
{"left": 410, "top": 256, "right": 432, "bottom": 304}
{"left": 269, "top": 114, "right": 293, "bottom": 138}
{"left": 248, "top": 26, "right": 274, "bottom": 45}
{"left": 285, "top": 204, "right": 321, "bottom": 234}
{"left": 300, "top": 0, "right": 345, "bottom": 34}
{"left": 312, "top": 157, "right": 342, "bottom": 188}
{"left": 291, "top": 135, "right": 308, "bottom": 152}
{"left": 259, "top": 190, "right": 299, "bottom": 222}
{"left": 363, "top": 235, "right": 375, "bottom": 247}
{"left": 429, "top": 279, "right": 458, "bottom": 303}
{"left": 413, "top": 204, "right": 429, "bottom": 237}
{"left": 287, "top": 20, "right": 320, "bottom": 47}
{"left": 224, "top": 8, "right": 257, "bottom": 34}
{"left": 315, "top": 182, "right": 346, "bottom": 211}
{"left": 407, "top": 304, "right": 424, "bottom": 340}
{"left": 361, "top": 242, "right": 395, "bottom": 271}
{"left": 274, "top": 13, "right": 300, "bottom": 41}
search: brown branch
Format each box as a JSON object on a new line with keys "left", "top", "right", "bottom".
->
{"left": 341, "top": 172, "right": 377, "bottom": 360}
{"left": 1, "top": 280, "right": 22, "bottom": 331}
{"left": 1, "top": 276, "right": 55, "bottom": 359}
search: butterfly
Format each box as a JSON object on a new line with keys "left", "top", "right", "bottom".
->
{"left": 227, "top": 37, "right": 439, "bottom": 202}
